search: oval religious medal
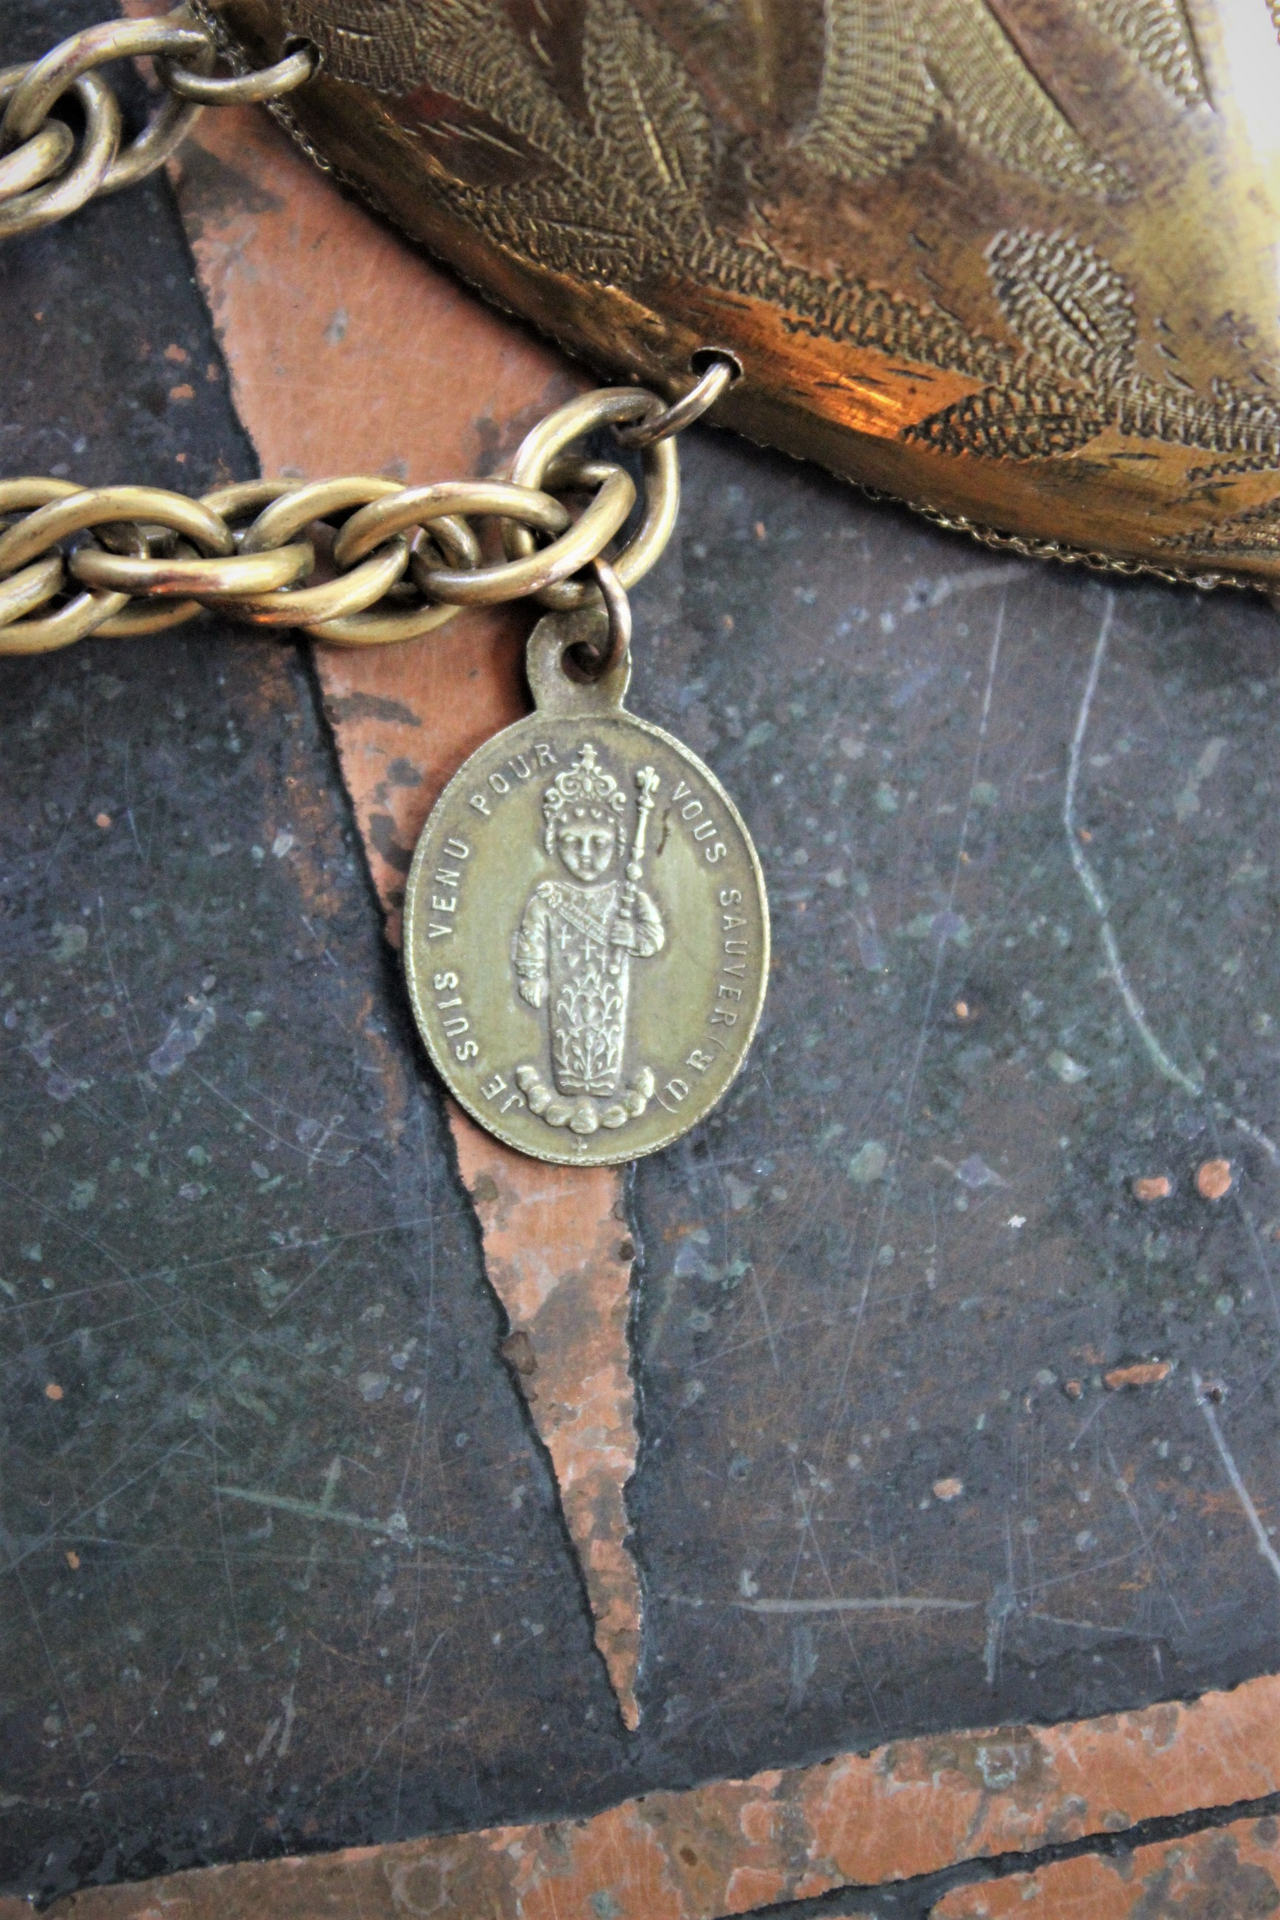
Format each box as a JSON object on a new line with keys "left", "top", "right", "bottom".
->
{"left": 404, "top": 607, "right": 769, "bottom": 1165}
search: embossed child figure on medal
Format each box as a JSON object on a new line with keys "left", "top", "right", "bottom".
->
{"left": 513, "top": 742, "right": 665, "bottom": 1132}
{"left": 405, "top": 565, "right": 769, "bottom": 1168}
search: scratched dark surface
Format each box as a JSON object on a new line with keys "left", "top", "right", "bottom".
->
{"left": 5, "top": 0, "right": 1280, "bottom": 1903}
{"left": 627, "top": 453, "right": 1280, "bottom": 1776}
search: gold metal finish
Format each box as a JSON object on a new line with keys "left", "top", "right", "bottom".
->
{"left": 331, "top": 480, "right": 570, "bottom": 570}
{"left": 207, "top": 0, "right": 1280, "bottom": 589}
{"left": 0, "top": 27, "right": 767, "bottom": 1164}
{"left": 404, "top": 600, "right": 769, "bottom": 1166}
{"left": 584, "top": 556, "right": 632, "bottom": 668}
{"left": 0, "top": 555, "right": 67, "bottom": 628}
{"left": 614, "top": 354, "right": 739, "bottom": 451}
{"left": 0, "top": 392, "right": 682, "bottom": 653}
{"left": 215, "top": 539, "right": 411, "bottom": 625}
{"left": 15, "top": 4, "right": 1280, "bottom": 585}
{"left": 157, "top": 43, "right": 316, "bottom": 105}
{"left": 0, "top": 587, "right": 130, "bottom": 654}
{"left": 0, "top": 480, "right": 85, "bottom": 514}
{"left": 1, "top": 15, "right": 212, "bottom": 208}
{"left": 96, "top": 600, "right": 203, "bottom": 639}
{"left": 70, "top": 541, "right": 314, "bottom": 598}
{"left": 234, "top": 477, "right": 398, "bottom": 548}
{"left": 420, "top": 468, "right": 636, "bottom": 608}
{"left": 3, "top": 17, "right": 205, "bottom": 138}
{"left": 307, "top": 597, "right": 460, "bottom": 649}
{"left": 0, "top": 118, "right": 73, "bottom": 198}
{"left": 0, "top": 67, "right": 120, "bottom": 238}
{"left": 0, "top": 486, "right": 233, "bottom": 575}
{"left": 505, "top": 391, "right": 681, "bottom": 611}
{"left": 0, "top": 9, "right": 312, "bottom": 240}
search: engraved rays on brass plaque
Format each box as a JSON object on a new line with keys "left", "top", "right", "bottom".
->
{"left": 211, "top": 0, "right": 1280, "bottom": 584}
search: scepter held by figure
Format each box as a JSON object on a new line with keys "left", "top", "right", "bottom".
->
{"left": 609, "top": 767, "right": 659, "bottom": 978}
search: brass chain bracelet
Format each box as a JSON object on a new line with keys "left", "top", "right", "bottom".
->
{"left": 0, "top": 10, "right": 738, "bottom": 655}
{"left": 0, "top": 377, "right": 732, "bottom": 652}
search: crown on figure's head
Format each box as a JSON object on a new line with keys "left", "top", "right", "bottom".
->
{"left": 542, "top": 742, "right": 626, "bottom": 852}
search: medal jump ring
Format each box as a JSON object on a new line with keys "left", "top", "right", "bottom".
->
{"left": 156, "top": 42, "right": 318, "bottom": 106}
{"left": 588, "top": 556, "right": 633, "bottom": 671}
{"left": 504, "top": 389, "right": 680, "bottom": 610}
{"left": 613, "top": 351, "right": 741, "bottom": 450}
{"left": 532, "top": 552, "right": 632, "bottom": 693}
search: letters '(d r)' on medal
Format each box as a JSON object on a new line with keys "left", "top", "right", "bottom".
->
{"left": 404, "top": 612, "right": 769, "bottom": 1166}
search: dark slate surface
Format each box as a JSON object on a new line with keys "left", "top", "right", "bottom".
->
{"left": 629, "top": 449, "right": 1280, "bottom": 1778}
{"left": 4, "top": 0, "right": 1280, "bottom": 1904}
{"left": 1, "top": 4, "right": 629, "bottom": 1896}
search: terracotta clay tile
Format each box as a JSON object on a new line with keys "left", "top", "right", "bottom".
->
{"left": 452, "top": 1112, "right": 643, "bottom": 1726}
{"left": 154, "top": 81, "right": 646, "bottom": 1723}
{"left": 929, "top": 1812, "right": 1280, "bottom": 1916}
{"left": 48, "top": 1675, "right": 1280, "bottom": 1919}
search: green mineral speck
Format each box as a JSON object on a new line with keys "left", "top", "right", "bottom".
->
{"left": 848, "top": 1140, "right": 889, "bottom": 1184}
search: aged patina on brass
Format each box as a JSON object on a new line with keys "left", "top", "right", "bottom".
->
{"left": 405, "top": 597, "right": 769, "bottom": 1165}
{"left": 204, "top": 0, "right": 1280, "bottom": 588}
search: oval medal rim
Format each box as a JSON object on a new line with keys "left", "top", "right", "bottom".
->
{"left": 404, "top": 706, "right": 771, "bottom": 1167}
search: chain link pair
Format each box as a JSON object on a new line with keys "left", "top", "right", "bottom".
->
{"left": 0, "top": 377, "right": 745, "bottom": 654}
{"left": 0, "top": 7, "right": 314, "bottom": 240}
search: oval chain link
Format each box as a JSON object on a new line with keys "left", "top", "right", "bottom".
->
{"left": 504, "top": 391, "right": 680, "bottom": 611}
{"left": 0, "top": 65, "right": 121, "bottom": 239}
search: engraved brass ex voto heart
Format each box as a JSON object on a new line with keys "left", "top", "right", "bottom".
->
{"left": 207, "top": 0, "right": 1280, "bottom": 587}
